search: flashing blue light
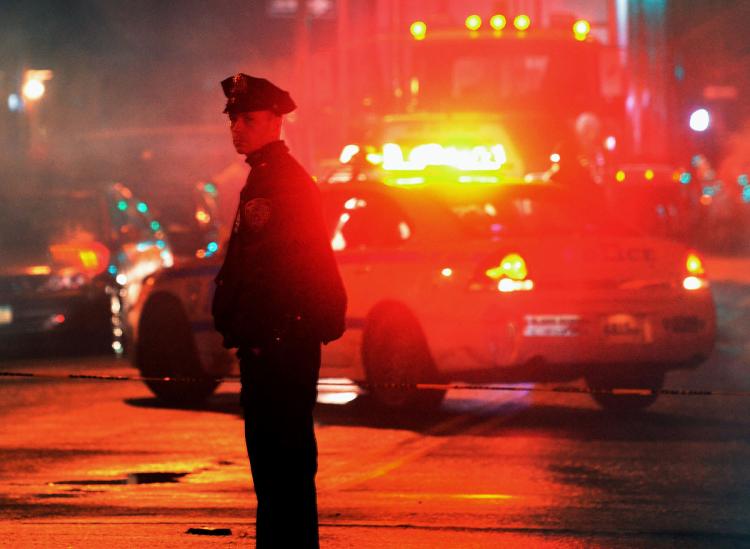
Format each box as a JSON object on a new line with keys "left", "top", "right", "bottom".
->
{"left": 136, "top": 202, "right": 148, "bottom": 214}
{"left": 150, "top": 220, "right": 161, "bottom": 231}
{"left": 674, "top": 64, "right": 685, "bottom": 81}
{"left": 107, "top": 264, "right": 118, "bottom": 276}
{"left": 743, "top": 187, "right": 750, "bottom": 203}
{"left": 679, "top": 172, "right": 692, "bottom": 185}
{"left": 702, "top": 186, "right": 716, "bottom": 197}
{"left": 738, "top": 174, "right": 749, "bottom": 186}
{"left": 136, "top": 241, "right": 152, "bottom": 252}
{"left": 156, "top": 240, "right": 166, "bottom": 249}
{"left": 691, "top": 155, "right": 703, "bottom": 168}
{"left": 117, "top": 200, "right": 128, "bottom": 211}
{"left": 207, "top": 241, "right": 219, "bottom": 253}
{"left": 204, "top": 182, "right": 218, "bottom": 196}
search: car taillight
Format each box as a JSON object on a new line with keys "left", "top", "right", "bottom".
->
{"left": 484, "top": 253, "right": 534, "bottom": 293}
{"left": 683, "top": 251, "right": 709, "bottom": 290}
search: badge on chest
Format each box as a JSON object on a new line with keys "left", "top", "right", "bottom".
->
{"left": 242, "top": 198, "right": 272, "bottom": 232}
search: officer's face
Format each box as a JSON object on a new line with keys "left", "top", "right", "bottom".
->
{"left": 229, "top": 110, "right": 282, "bottom": 155}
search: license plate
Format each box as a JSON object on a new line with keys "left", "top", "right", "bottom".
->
{"left": 603, "top": 314, "right": 651, "bottom": 344}
{"left": 524, "top": 314, "right": 581, "bottom": 337}
{"left": 0, "top": 305, "right": 12, "bottom": 325}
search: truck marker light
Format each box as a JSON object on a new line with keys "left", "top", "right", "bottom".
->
{"left": 514, "top": 14, "right": 531, "bottom": 31}
{"left": 410, "top": 21, "right": 427, "bottom": 40}
{"left": 490, "top": 14, "right": 507, "bottom": 31}
{"left": 573, "top": 19, "right": 591, "bottom": 41}
{"left": 465, "top": 15, "right": 482, "bottom": 31}
{"left": 615, "top": 170, "right": 626, "bottom": 182}
{"left": 441, "top": 267, "right": 453, "bottom": 278}
{"left": 645, "top": 169, "right": 655, "bottom": 181}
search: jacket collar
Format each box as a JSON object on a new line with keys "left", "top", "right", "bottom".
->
{"left": 245, "top": 140, "right": 288, "bottom": 168}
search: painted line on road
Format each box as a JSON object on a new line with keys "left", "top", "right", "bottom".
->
{"left": 1, "top": 370, "right": 749, "bottom": 397}
{"left": 320, "top": 393, "right": 529, "bottom": 492}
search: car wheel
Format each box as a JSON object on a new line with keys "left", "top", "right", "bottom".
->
{"left": 585, "top": 368, "right": 664, "bottom": 412}
{"left": 136, "top": 293, "right": 219, "bottom": 405}
{"left": 361, "top": 302, "right": 445, "bottom": 412}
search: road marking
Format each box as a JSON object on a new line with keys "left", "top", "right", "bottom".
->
{"left": 320, "top": 395, "right": 527, "bottom": 492}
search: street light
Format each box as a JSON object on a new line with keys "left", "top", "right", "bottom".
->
{"left": 22, "top": 79, "right": 45, "bottom": 101}
{"left": 22, "top": 69, "right": 53, "bottom": 103}
{"left": 689, "top": 108, "right": 710, "bottom": 132}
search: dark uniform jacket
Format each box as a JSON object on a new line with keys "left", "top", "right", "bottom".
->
{"left": 212, "top": 140, "right": 347, "bottom": 348}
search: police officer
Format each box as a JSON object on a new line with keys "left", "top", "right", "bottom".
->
{"left": 212, "top": 73, "right": 347, "bottom": 547}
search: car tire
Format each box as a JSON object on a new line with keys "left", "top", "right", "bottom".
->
{"left": 585, "top": 368, "right": 664, "bottom": 412}
{"left": 136, "top": 293, "right": 219, "bottom": 405}
{"left": 361, "top": 301, "right": 445, "bottom": 412}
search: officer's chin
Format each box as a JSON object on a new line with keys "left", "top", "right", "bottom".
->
{"left": 233, "top": 142, "right": 250, "bottom": 155}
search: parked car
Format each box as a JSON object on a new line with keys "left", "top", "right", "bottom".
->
{"left": 0, "top": 178, "right": 173, "bottom": 356}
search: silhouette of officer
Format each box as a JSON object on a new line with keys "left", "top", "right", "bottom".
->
{"left": 212, "top": 73, "right": 347, "bottom": 548}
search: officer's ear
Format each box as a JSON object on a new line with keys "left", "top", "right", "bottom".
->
{"left": 269, "top": 112, "right": 283, "bottom": 137}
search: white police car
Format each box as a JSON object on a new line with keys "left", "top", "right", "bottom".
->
{"left": 131, "top": 170, "right": 716, "bottom": 412}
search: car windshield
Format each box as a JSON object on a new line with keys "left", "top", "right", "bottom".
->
{"left": 427, "top": 184, "right": 640, "bottom": 238}
{"left": 0, "top": 194, "right": 103, "bottom": 254}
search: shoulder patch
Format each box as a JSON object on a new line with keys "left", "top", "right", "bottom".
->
{"left": 243, "top": 198, "right": 272, "bottom": 232}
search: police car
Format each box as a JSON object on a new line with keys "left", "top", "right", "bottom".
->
{"left": 132, "top": 143, "right": 716, "bottom": 412}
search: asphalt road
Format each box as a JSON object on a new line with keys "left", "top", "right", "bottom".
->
{"left": 0, "top": 278, "right": 749, "bottom": 547}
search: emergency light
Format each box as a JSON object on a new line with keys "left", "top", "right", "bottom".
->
{"left": 380, "top": 143, "right": 508, "bottom": 172}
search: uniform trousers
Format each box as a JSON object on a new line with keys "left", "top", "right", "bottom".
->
{"left": 238, "top": 335, "right": 321, "bottom": 548}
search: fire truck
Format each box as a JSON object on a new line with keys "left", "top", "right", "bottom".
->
{"left": 285, "top": 0, "right": 672, "bottom": 177}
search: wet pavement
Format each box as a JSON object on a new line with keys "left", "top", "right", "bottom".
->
{"left": 0, "top": 256, "right": 749, "bottom": 547}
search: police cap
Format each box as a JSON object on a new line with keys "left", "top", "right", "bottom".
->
{"left": 221, "top": 73, "right": 296, "bottom": 116}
